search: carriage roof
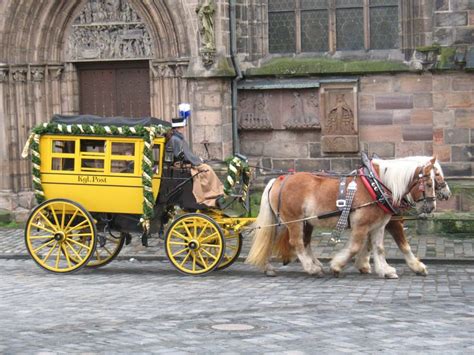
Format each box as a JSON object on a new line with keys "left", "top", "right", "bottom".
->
{"left": 51, "top": 114, "right": 171, "bottom": 130}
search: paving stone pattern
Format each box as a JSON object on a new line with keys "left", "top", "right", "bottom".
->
{"left": 0, "top": 259, "right": 474, "bottom": 353}
{"left": 1, "top": 228, "right": 474, "bottom": 262}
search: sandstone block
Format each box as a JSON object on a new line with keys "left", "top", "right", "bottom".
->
{"left": 309, "top": 143, "right": 321, "bottom": 158}
{"left": 321, "top": 135, "right": 359, "bottom": 153}
{"left": 359, "top": 111, "right": 393, "bottom": 125}
{"left": 411, "top": 109, "right": 433, "bottom": 124}
{"left": 433, "top": 110, "right": 455, "bottom": 128}
{"left": 402, "top": 125, "right": 433, "bottom": 141}
{"left": 442, "top": 163, "right": 472, "bottom": 176}
{"left": 263, "top": 142, "right": 308, "bottom": 158}
{"left": 432, "top": 75, "right": 451, "bottom": 92}
{"left": 203, "top": 93, "right": 222, "bottom": 108}
{"left": 241, "top": 141, "right": 264, "bottom": 156}
{"left": 360, "top": 76, "right": 393, "bottom": 93}
{"left": 455, "top": 28, "right": 474, "bottom": 44}
{"left": 452, "top": 77, "right": 474, "bottom": 91}
{"left": 393, "top": 110, "right": 411, "bottom": 125}
{"left": 375, "top": 95, "right": 413, "bottom": 110}
{"left": 444, "top": 128, "right": 470, "bottom": 144}
{"left": 434, "top": 28, "right": 454, "bottom": 46}
{"left": 413, "top": 93, "right": 433, "bottom": 108}
{"left": 452, "top": 145, "right": 474, "bottom": 161}
{"left": 358, "top": 94, "right": 375, "bottom": 110}
{"left": 455, "top": 109, "right": 474, "bottom": 128}
{"left": 395, "top": 141, "right": 428, "bottom": 157}
{"left": 360, "top": 126, "right": 402, "bottom": 142}
{"left": 196, "top": 110, "right": 222, "bottom": 125}
{"left": 433, "top": 144, "right": 451, "bottom": 162}
{"left": 399, "top": 75, "right": 432, "bottom": 93}
{"left": 368, "top": 142, "right": 395, "bottom": 157}
{"left": 330, "top": 158, "right": 359, "bottom": 172}
{"left": 433, "top": 128, "right": 444, "bottom": 144}
{"left": 272, "top": 159, "right": 295, "bottom": 172}
{"left": 295, "top": 159, "right": 330, "bottom": 172}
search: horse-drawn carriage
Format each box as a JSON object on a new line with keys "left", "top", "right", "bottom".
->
{"left": 22, "top": 114, "right": 451, "bottom": 279}
{"left": 22, "top": 115, "right": 254, "bottom": 275}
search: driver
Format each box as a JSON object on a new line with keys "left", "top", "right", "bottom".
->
{"left": 165, "top": 116, "right": 224, "bottom": 207}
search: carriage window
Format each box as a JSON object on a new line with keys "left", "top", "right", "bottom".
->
{"left": 52, "top": 158, "right": 75, "bottom": 171}
{"left": 52, "top": 140, "right": 75, "bottom": 153}
{"left": 80, "top": 140, "right": 105, "bottom": 153}
{"left": 81, "top": 159, "right": 104, "bottom": 171}
{"left": 111, "top": 142, "right": 135, "bottom": 156}
{"left": 111, "top": 160, "right": 135, "bottom": 174}
{"left": 152, "top": 146, "right": 161, "bottom": 174}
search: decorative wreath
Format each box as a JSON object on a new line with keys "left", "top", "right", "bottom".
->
{"left": 223, "top": 156, "right": 251, "bottom": 203}
{"left": 21, "top": 122, "right": 169, "bottom": 231}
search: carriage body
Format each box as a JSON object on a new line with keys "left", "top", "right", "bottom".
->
{"left": 38, "top": 133, "right": 164, "bottom": 214}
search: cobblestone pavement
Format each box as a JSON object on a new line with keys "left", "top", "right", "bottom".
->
{"left": 1, "top": 259, "right": 474, "bottom": 353}
{"left": 2, "top": 227, "right": 474, "bottom": 262}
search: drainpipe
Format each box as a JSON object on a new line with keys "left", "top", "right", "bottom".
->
{"left": 229, "top": 0, "right": 242, "bottom": 154}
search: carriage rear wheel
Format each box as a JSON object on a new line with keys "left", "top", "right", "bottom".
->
{"left": 165, "top": 213, "right": 225, "bottom": 275}
{"left": 25, "top": 199, "right": 97, "bottom": 273}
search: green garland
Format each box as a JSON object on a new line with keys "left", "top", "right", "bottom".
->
{"left": 23, "top": 122, "right": 169, "bottom": 231}
{"left": 224, "top": 156, "right": 251, "bottom": 203}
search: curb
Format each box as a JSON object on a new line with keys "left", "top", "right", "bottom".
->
{"left": 2, "top": 253, "right": 474, "bottom": 265}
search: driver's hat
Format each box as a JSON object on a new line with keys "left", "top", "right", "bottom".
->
{"left": 171, "top": 117, "right": 187, "bottom": 128}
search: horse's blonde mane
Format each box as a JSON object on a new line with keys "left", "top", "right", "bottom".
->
{"left": 399, "top": 155, "right": 444, "bottom": 177}
{"left": 372, "top": 158, "right": 422, "bottom": 204}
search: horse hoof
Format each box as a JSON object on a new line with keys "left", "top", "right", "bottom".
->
{"left": 416, "top": 269, "right": 428, "bottom": 276}
{"left": 265, "top": 270, "right": 277, "bottom": 277}
{"left": 358, "top": 267, "right": 371, "bottom": 274}
{"left": 384, "top": 273, "right": 399, "bottom": 279}
{"left": 332, "top": 270, "right": 340, "bottom": 278}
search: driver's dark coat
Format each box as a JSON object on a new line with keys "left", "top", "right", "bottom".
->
{"left": 166, "top": 130, "right": 203, "bottom": 166}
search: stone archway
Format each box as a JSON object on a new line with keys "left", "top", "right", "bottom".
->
{"left": 0, "top": 0, "right": 191, "bottom": 212}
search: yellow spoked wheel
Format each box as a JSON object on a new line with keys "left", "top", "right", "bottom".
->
{"left": 25, "top": 199, "right": 96, "bottom": 273}
{"left": 165, "top": 213, "right": 225, "bottom": 275}
{"left": 217, "top": 230, "right": 243, "bottom": 270}
{"left": 82, "top": 232, "right": 125, "bottom": 268}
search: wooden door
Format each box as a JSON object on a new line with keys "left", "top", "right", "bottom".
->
{"left": 77, "top": 61, "right": 150, "bottom": 117}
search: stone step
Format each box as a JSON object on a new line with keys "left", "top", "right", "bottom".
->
{"left": 0, "top": 209, "right": 12, "bottom": 224}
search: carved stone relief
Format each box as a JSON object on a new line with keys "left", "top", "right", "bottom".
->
{"left": 320, "top": 85, "right": 359, "bottom": 153}
{"left": 30, "top": 68, "right": 45, "bottom": 82}
{"left": 196, "top": 0, "right": 216, "bottom": 68}
{"left": 151, "top": 62, "right": 188, "bottom": 79}
{"left": 0, "top": 69, "right": 8, "bottom": 82}
{"left": 12, "top": 69, "right": 27, "bottom": 82}
{"left": 238, "top": 89, "right": 320, "bottom": 131}
{"left": 66, "top": 0, "right": 153, "bottom": 61}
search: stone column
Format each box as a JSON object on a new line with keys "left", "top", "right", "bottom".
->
{"left": 0, "top": 66, "right": 10, "bottom": 209}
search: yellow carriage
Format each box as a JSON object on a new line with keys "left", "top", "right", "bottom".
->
{"left": 23, "top": 115, "right": 254, "bottom": 275}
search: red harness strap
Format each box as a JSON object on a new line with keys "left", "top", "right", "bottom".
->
{"left": 358, "top": 167, "right": 395, "bottom": 214}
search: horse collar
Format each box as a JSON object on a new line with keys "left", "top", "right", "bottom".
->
{"left": 359, "top": 162, "right": 399, "bottom": 215}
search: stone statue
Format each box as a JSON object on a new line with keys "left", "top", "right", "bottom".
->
{"left": 196, "top": 0, "right": 216, "bottom": 51}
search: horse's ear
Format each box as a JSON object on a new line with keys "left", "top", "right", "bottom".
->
{"left": 430, "top": 156, "right": 437, "bottom": 165}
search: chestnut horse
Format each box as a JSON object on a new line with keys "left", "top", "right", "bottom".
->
{"left": 246, "top": 157, "right": 437, "bottom": 279}
{"left": 354, "top": 156, "right": 450, "bottom": 276}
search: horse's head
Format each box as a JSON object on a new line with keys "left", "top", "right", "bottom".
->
{"left": 433, "top": 161, "right": 451, "bottom": 200}
{"left": 407, "top": 157, "right": 437, "bottom": 214}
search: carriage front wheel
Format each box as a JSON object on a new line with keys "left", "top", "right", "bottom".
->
{"left": 165, "top": 213, "right": 225, "bottom": 275}
{"left": 25, "top": 199, "right": 97, "bottom": 273}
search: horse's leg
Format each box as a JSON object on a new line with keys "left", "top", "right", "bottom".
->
{"left": 303, "top": 222, "right": 324, "bottom": 270}
{"left": 288, "top": 222, "right": 324, "bottom": 276}
{"left": 330, "top": 226, "right": 368, "bottom": 277}
{"left": 370, "top": 226, "right": 398, "bottom": 279}
{"left": 386, "top": 220, "right": 428, "bottom": 276}
{"left": 354, "top": 235, "right": 372, "bottom": 274}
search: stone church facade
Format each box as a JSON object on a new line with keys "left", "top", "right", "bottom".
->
{"left": 0, "top": 0, "right": 473, "bottom": 217}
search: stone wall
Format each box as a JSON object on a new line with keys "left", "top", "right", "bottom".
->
{"left": 239, "top": 72, "right": 474, "bottom": 178}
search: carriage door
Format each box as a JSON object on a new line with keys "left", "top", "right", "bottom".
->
{"left": 77, "top": 61, "right": 150, "bottom": 117}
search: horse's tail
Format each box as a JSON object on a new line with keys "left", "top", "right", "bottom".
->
{"left": 246, "top": 178, "right": 277, "bottom": 269}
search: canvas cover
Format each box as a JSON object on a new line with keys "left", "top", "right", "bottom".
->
{"left": 51, "top": 114, "right": 171, "bottom": 128}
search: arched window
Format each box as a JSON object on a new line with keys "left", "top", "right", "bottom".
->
{"left": 268, "top": 0, "right": 399, "bottom": 53}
